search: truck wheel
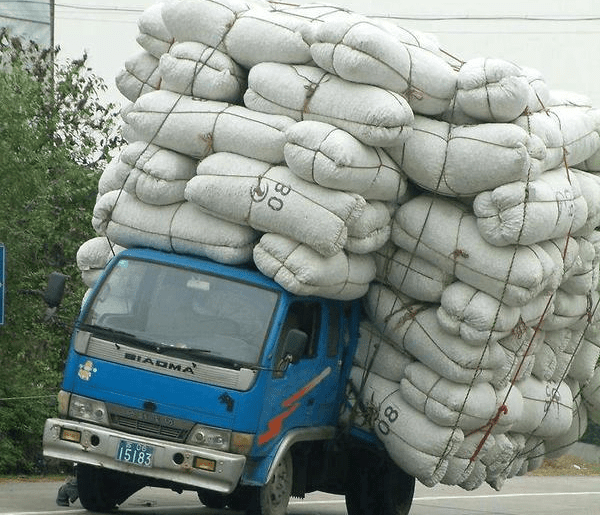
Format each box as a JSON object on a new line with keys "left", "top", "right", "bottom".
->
{"left": 197, "top": 489, "right": 229, "bottom": 509}
{"left": 247, "top": 451, "right": 293, "bottom": 515}
{"left": 77, "top": 464, "right": 140, "bottom": 512}
{"left": 345, "top": 451, "right": 415, "bottom": 515}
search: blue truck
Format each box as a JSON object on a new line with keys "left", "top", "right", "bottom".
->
{"left": 43, "top": 247, "right": 415, "bottom": 515}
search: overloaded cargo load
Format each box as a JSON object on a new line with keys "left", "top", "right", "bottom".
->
{"left": 79, "top": 0, "right": 600, "bottom": 492}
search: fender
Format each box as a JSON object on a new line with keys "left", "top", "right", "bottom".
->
{"left": 243, "top": 426, "right": 336, "bottom": 486}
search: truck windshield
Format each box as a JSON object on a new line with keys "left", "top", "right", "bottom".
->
{"left": 82, "top": 258, "right": 279, "bottom": 366}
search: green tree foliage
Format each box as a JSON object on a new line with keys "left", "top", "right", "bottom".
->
{"left": 0, "top": 29, "right": 122, "bottom": 474}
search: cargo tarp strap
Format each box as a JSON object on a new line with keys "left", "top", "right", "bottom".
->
{"left": 294, "top": 66, "right": 329, "bottom": 118}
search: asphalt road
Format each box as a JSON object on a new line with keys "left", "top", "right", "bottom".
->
{"left": 1, "top": 476, "right": 600, "bottom": 515}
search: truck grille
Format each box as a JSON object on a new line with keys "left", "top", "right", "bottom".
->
{"left": 107, "top": 404, "right": 194, "bottom": 443}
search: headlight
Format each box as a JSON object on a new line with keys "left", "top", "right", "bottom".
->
{"left": 187, "top": 425, "right": 231, "bottom": 451}
{"left": 68, "top": 394, "right": 109, "bottom": 426}
{"left": 186, "top": 425, "right": 254, "bottom": 455}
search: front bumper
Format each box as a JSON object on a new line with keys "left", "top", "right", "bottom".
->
{"left": 43, "top": 418, "right": 246, "bottom": 493}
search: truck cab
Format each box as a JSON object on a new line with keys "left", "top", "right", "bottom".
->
{"left": 43, "top": 248, "right": 414, "bottom": 515}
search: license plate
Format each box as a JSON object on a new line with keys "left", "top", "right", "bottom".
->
{"left": 116, "top": 439, "right": 154, "bottom": 467}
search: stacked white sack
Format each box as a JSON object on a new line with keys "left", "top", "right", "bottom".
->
{"left": 93, "top": 0, "right": 600, "bottom": 492}
{"left": 76, "top": 236, "right": 126, "bottom": 289}
{"left": 76, "top": 236, "right": 126, "bottom": 305}
{"left": 111, "top": 0, "right": 404, "bottom": 299}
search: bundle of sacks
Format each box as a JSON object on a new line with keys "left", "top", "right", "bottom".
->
{"left": 77, "top": 0, "right": 600, "bottom": 492}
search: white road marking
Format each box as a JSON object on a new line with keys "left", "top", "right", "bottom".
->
{"left": 4, "top": 490, "right": 600, "bottom": 515}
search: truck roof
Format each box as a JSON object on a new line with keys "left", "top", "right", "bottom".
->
{"left": 115, "top": 247, "right": 286, "bottom": 293}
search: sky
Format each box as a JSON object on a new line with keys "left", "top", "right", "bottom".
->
{"left": 49, "top": 0, "right": 600, "bottom": 109}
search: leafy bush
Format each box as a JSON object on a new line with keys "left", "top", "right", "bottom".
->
{"left": 0, "top": 29, "right": 122, "bottom": 474}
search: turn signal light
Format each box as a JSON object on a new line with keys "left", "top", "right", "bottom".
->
{"left": 193, "top": 456, "right": 216, "bottom": 472}
{"left": 60, "top": 428, "right": 81, "bottom": 443}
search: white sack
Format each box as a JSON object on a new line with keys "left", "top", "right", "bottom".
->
{"left": 437, "top": 282, "right": 521, "bottom": 345}
{"left": 549, "top": 106, "right": 600, "bottom": 169}
{"left": 98, "top": 157, "right": 135, "bottom": 198}
{"left": 128, "top": 168, "right": 188, "bottom": 206}
{"left": 124, "top": 90, "right": 295, "bottom": 162}
{"left": 288, "top": 5, "right": 441, "bottom": 53}
{"left": 400, "top": 361, "right": 498, "bottom": 431}
{"left": 483, "top": 433, "right": 518, "bottom": 490}
{"left": 511, "top": 376, "right": 573, "bottom": 437}
{"left": 547, "top": 89, "right": 593, "bottom": 109}
{"left": 385, "top": 115, "right": 546, "bottom": 196}
{"left": 531, "top": 341, "right": 558, "bottom": 381}
{"left": 491, "top": 383, "right": 524, "bottom": 434}
{"left": 538, "top": 237, "right": 579, "bottom": 287}
{"left": 492, "top": 433, "right": 527, "bottom": 487}
{"left": 136, "top": 3, "right": 173, "bottom": 58}
{"left": 553, "top": 328, "right": 581, "bottom": 383}
{"left": 92, "top": 190, "right": 259, "bottom": 265}
{"left": 568, "top": 324, "right": 600, "bottom": 384}
{"left": 353, "top": 321, "right": 414, "bottom": 382}
{"left": 253, "top": 233, "right": 375, "bottom": 300}
{"left": 374, "top": 242, "right": 454, "bottom": 303}
{"left": 244, "top": 63, "right": 414, "bottom": 148}
{"left": 570, "top": 170, "right": 600, "bottom": 237}
{"left": 455, "top": 58, "right": 531, "bottom": 122}
{"left": 365, "top": 284, "right": 506, "bottom": 385}
{"left": 101, "top": 142, "right": 198, "bottom": 206}
{"left": 513, "top": 107, "right": 600, "bottom": 171}
{"left": 99, "top": 166, "right": 188, "bottom": 206}
{"left": 345, "top": 201, "right": 390, "bottom": 254}
{"left": 561, "top": 236, "right": 598, "bottom": 295}
{"left": 391, "top": 195, "right": 559, "bottom": 307}
{"left": 160, "top": 0, "right": 264, "bottom": 49}
{"left": 224, "top": 8, "right": 312, "bottom": 67}
{"left": 115, "top": 51, "right": 161, "bottom": 103}
{"left": 541, "top": 289, "right": 597, "bottom": 331}
{"left": 493, "top": 326, "right": 541, "bottom": 388}
{"left": 580, "top": 108, "right": 600, "bottom": 171}
{"left": 519, "top": 437, "right": 546, "bottom": 474}
{"left": 442, "top": 432, "right": 494, "bottom": 488}
{"left": 544, "top": 379, "right": 587, "bottom": 459}
{"left": 473, "top": 168, "right": 588, "bottom": 246}
{"left": 520, "top": 292, "right": 555, "bottom": 329}
{"left": 283, "top": 120, "right": 408, "bottom": 202}
{"left": 120, "top": 141, "right": 198, "bottom": 181}
{"left": 159, "top": 42, "right": 246, "bottom": 102}
{"left": 77, "top": 237, "right": 126, "bottom": 288}
{"left": 521, "top": 66, "right": 550, "bottom": 113}
{"left": 186, "top": 152, "right": 365, "bottom": 257}
{"left": 309, "top": 17, "right": 457, "bottom": 115}
{"left": 350, "top": 368, "right": 464, "bottom": 487}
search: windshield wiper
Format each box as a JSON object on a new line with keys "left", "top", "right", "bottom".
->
{"left": 77, "top": 323, "right": 161, "bottom": 352}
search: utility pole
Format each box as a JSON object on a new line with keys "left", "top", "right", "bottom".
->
{"left": 50, "top": 0, "right": 55, "bottom": 51}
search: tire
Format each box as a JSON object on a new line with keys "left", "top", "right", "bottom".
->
{"left": 247, "top": 451, "right": 293, "bottom": 515}
{"left": 345, "top": 450, "right": 415, "bottom": 515}
{"left": 197, "top": 490, "right": 229, "bottom": 509}
{"left": 77, "top": 464, "right": 141, "bottom": 512}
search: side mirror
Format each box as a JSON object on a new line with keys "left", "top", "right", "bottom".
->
{"left": 43, "top": 272, "right": 68, "bottom": 308}
{"left": 280, "top": 329, "right": 308, "bottom": 369}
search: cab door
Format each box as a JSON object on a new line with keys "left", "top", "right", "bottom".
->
{"left": 255, "top": 299, "right": 344, "bottom": 451}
